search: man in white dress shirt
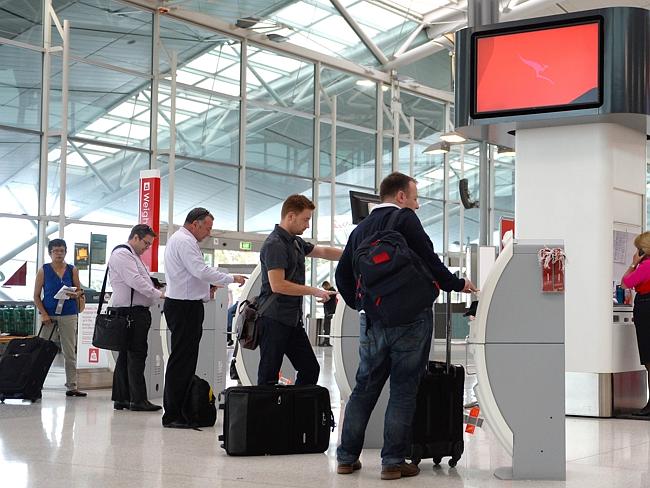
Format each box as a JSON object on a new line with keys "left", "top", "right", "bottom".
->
{"left": 108, "top": 224, "right": 165, "bottom": 412}
{"left": 162, "top": 208, "right": 246, "bottom": 428}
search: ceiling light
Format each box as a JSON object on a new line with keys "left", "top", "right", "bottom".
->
{"left": 266, "top": 33, "right": 288, "bottom": 42}
{"left": 236, "top": 16, "right": 260, "bottom": 29}
{"left": 355, "top": 79, "right": 375, "bottom": 87}
{"left": 423, "top": 141, "right": 451, "bottom": 155}
{"left": 440, "top": 131, "right": 466, "bottom": 143}
{"left": 496, "top": 146, "right": 516, "bottom": 158}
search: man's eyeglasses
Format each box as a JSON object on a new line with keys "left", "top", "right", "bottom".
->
{"left": 142, "top": 239, "right": 154, "bottom": 248}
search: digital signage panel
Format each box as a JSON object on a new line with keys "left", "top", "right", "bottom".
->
{"left": 472, "top": 19, "right": 602, "bottom": 118}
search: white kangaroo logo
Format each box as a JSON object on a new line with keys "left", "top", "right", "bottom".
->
{"left": 518, "top": 54, "right": 555, "bottom": 85}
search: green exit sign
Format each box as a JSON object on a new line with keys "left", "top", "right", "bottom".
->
{"left": 239, "top": 241, "right": 253, "bottom": 251}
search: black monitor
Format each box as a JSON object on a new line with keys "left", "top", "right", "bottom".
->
{"left": 349, "top": 191, "right": 381, "bottom": 225}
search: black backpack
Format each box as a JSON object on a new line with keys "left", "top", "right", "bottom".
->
{"left": 352, "top": 208, "right": 437, "bottom": 326}
{"left": 182, "top": 375, "right": 217, "bottom": 428}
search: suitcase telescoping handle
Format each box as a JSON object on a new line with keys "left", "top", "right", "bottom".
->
{"left": 36, "top": 320, "right": 58, "bottom": 341}
{"left": 445, "top": 291, "right": 452, "bottom": 374}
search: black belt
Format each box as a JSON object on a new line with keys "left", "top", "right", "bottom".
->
{"left": 165, "top": 298, "right": 203, "bottom": 303}
{"left": 108, "top": 305, "right": 149, "bottom": 316}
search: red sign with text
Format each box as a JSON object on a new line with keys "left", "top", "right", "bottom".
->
{"left": 499, "top": 217, "right": 515, "bottom": 250}
{"left": 139, "top": 170, "right": 161, "bottom": 272}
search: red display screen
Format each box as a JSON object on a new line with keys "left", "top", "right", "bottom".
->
{"left": 473, "top": 20, "right": 601, "bottom": 117}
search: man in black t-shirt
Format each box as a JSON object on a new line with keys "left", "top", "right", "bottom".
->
{"left": 257, "top": 195, "right": 342, "bottom": 385}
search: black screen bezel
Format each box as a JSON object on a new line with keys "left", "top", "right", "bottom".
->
{"left": 470, "top": 16, "right": 604, "bottom": 119}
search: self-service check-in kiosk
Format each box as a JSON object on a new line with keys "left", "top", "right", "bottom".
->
{"left": 234, "top": 265, "right": 297, "bottom": 385}
{"left": 331, "top": 301, "right": 389, "bottom": 449}
{"left": 145, "top": 273, "right": 229, "bottom": 398}
{"left": 470, "top": 239, "right": 565, "bottom": 480}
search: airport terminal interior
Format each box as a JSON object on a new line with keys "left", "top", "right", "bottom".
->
{"left": 1, "top": 0, "right": 650, "bottom": 486}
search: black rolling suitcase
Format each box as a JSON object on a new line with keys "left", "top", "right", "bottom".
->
{"left": 0, "top": 322, "right": 59, "bottom": 402}
{"left": 220, "top": 384, "right": 335, "bottom": 456}
{"left": 410, "top": 292, "right": 465, "bottom": 467}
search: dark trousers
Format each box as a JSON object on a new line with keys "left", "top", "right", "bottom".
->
{"left": 111, "top": 307, "right": 151, "bottom": 404}
{"left": 162, "top": 298, "right": 204, "bottom": 425}
{"left": 257, "top": 316, "right": 320, "bottom": 386}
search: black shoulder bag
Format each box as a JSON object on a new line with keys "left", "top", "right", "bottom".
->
{"left": 92, "top": 245, "right": 134, "bottom": 351}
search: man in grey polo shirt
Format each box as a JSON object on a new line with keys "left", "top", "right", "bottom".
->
{"left": 257, "top": 194, "right": 342, "bottom": 386}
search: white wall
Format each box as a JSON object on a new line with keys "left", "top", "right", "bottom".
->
{"left": 516, "top": 123, "right": 646, "bottom": 373}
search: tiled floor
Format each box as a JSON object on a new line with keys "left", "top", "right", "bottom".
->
{"left": 2, "top": 347, "right": 650, "bottom": 487}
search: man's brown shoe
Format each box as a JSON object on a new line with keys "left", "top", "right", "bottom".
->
{"left": 381, "top": 462, "right": 420, "bottom": 480}
{"left": 337, "top": 460, "right": 362, "bottom": 474}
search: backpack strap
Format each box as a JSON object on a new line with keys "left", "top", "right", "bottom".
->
{"left": 386, "top": 207, "right": 403, "bottom": 231}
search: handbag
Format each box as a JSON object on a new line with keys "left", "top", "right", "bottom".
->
{"left": 229, "top": 342, "right": 240, "bottom": 381}
{"left": 92, "top": 245, "right": 134, "bottom": 351}
{"left": 235, "top": 295, "right": 278, "bottom": 350}
{"left": 76, "top": 294, "right": 86, "bottom": 314}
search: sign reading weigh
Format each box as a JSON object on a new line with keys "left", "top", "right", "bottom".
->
{"left": 473, "top": 20, "right": 601, "bottom": 117}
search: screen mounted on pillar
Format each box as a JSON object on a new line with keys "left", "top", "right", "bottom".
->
{"left": 472, "top": 18, "right": 602, "bottom": 118}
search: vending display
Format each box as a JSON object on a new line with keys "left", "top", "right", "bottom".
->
{"left": 0, "top": 304, "right": 36, "bottom": 336}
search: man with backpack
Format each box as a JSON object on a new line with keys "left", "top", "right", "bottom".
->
{"left": 335, "top": 172, "right": 477, "bottom": 480}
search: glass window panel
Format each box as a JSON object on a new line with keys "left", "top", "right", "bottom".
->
{"left": 274, "top": 1, "right": 330, "bottom": 26}
{"left": 333, "top": 183, "right": 366, "bottom": 246}
{"left": 320, "top": 124, "right": 376, "bottom": 187}
{"left": 247, "top": 47, "right": 314, "bottom": 113}
{"left": 0, "top": 218, "right": 38, "bottom": 301}
{"left": 447, "top": 203, "right": 462, "bottom": 253}
{"left": 244, "top": 170, "right": 312, "bottom": 235}
{"left": 247, "top": 107, "right": 313, "bottom": 178}
{"left": 0, "top": 45, "right": 41, "bottom": 131}
{"left": 158, "top": 84, "right": 239, "bottom": 164}
{"left": 159, "top": 16, "right": 239, "bottom": 85}
{"left": 396, "top": 139, "right": 411, "bottom": 175}
{"left": 59, "top": 222, "right": 132, "bottom": 290}
{"left": 494, "top": 157, "right": 515, "bottom": 213}
{"left": 348, "top": 2, "right": 407, "bottom": 31}
{"left": 464, "top": 207, "right": 480, "bottom": 246}
{"left": 158, "top": 157, "right": 238, "bottom": 231}
{"left": 0, "top": 0, "right": 42, "bottom": 46}
{"left": 396, "top": 49, "right": 452, "bottom": 91}
{"left": 48, "top": 141, "right": 149, "bottom": 222}
{"left": 415, "top": 151, "right": 445, "bottom": 200}
{"left": 286, "top": 32, "right": 346, "bottom": 57}
{"left": 50, "top": 58, "right": 151, "bottom": 149}
{"left": 418, "top": 198, "right": 444, "bottom": 254}
{"left": 0, "top": 130, "right": 40, "bottom": 215}
{"left": 321, "top": 67, "right": 376, "bottom": 130}
{"left": 52, "top": 0, "right": 152, "bottom": 73}
{"left": 400, "top": 91, "right": 445, "bottom": 142}
{"left": 313, "top": 15, "right": 378, "bottom": 45}
{"left": 317, "top": 181, "right": 332, "bottom": 242}
{"left": 382, "top": 136, "right": 392, "bottom": 180}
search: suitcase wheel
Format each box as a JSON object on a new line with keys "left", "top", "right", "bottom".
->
{"left": 432, "top": 457, "right": 442, "bottom": 466}
{"left": 411, "top": 456, "right": 421, "bottom": 466}
{"left": 448, "top": 458, "right": 457, "bottom": 468}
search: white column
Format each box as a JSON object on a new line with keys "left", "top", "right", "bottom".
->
{"left": 515, "top": 123, "right": 646, "bottom": 373}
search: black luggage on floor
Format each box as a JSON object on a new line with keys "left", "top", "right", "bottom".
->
{"left": 220, "top": 384, "right": 334, "bottom": 456}
{"left": 0, "top": 323, "right": 59, "bottom": 402}
{"left": 410, "top": 292, "right": 465, "bottom": 467}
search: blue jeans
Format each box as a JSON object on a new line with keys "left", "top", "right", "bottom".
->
{"left": 337, "top": 309, "right": 433, "bottom": 466}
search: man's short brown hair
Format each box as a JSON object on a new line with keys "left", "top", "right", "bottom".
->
{"left": 281, "top": 194, "right": 315, "bottom": 218}
{"left": 379, "top": 172, "right": 416, "bottom": 201}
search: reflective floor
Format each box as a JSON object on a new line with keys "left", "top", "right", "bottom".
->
{"left": 2, "top": 348, "right": 650, "bottom": 487}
